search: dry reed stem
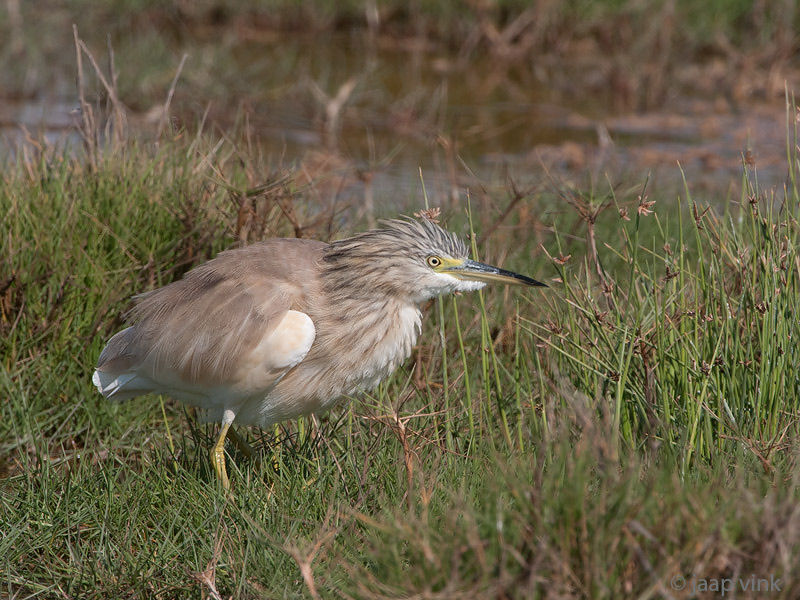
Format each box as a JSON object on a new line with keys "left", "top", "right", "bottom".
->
{"left": 156, "top": 53, "right": 189, "bottom": 144}
{"left": 72, "top": 26, "right": 127, "bottom": 168}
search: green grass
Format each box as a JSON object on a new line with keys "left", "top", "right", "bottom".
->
{"left": 3, "top": 107, "right": 800, "bottom": 597}
{"left": 537, "top": 165, "right": 800, "bottom": 469}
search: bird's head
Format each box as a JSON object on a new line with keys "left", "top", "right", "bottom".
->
{"left": 323, "top": 217, "right": 546, "bottom": 304}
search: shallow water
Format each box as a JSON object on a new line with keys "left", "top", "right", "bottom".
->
{"left": 1, "top": 29, "right": 794, "bottom": 206}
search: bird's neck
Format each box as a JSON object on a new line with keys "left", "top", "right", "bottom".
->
{"left": 314, "top": 266, "right": 422, "bottom": 394}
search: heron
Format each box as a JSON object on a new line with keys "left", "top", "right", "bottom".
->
{"left": 93, "top": 217, "right": 546, "bottom": 488}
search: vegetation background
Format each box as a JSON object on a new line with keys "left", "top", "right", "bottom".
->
{"left": 2, "top": 1, "right": 800, "bottom": 598}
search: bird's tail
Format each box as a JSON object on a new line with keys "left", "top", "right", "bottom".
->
{"left": 92, "top": 369, "right": 159, "bottom": 402}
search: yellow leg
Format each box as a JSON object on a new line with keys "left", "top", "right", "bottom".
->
{"left": 211, "top": 421, "right": 232, "bottom": 490}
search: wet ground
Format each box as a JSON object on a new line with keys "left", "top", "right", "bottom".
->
{"left": 2, "top": 28, "right": 798, "bottom": 208}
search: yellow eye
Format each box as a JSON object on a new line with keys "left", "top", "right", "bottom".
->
{"left": 426, "top": 256, "right": 442, "bottom": 268}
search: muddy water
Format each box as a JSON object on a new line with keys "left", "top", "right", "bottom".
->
{"left": 1, "top": 30, "right": 793, "bottom": 206}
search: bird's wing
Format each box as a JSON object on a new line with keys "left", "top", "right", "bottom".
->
{"left": 95, "top": 239, "right": 325, "bottom": 396}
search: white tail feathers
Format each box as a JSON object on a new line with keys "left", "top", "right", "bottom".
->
{"left": 92, "top": 369, "right": 158, "bottom": 402}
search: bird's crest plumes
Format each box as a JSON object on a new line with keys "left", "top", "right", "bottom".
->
{"left": 324, "top": 217, "right": 468, "bottom": 263}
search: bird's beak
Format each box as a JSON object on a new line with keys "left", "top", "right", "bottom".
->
{"left": 441, "top": 258, "right": 547, "bottom": 287}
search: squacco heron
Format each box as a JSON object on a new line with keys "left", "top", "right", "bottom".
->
{"left": 93, "top": 217, "right": 545, "bottom": 488}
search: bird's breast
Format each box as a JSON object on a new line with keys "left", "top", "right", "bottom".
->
{"left": 263, "top": 302, "right": 422, "bottom": 419}
{"left": 353, "top": 304, "right": 422, "bottom": 390}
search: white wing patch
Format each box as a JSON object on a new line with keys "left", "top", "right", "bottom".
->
{"left": 233, "top": 310, "right": 316, "bottom": 394}
{"left": 264, "top": 310, "right": 316, "bottom": 370}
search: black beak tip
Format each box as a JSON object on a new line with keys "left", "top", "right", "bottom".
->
{"left": 523, "top": 277, "right": 547, "bottom": 288}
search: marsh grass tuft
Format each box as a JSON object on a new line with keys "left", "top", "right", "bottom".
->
{"left": 533, "top": 146, "right": 800, "bottom": 475}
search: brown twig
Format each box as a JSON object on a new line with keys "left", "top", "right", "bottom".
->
{"left": 156, "top": 53, "right": 189, "bottom": 143}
